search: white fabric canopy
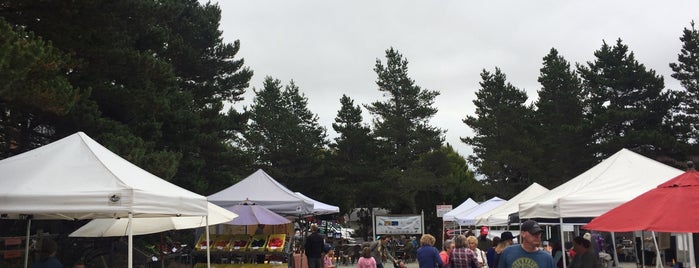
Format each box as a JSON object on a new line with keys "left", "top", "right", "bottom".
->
{"left": 519, "top": 148, "right": 683, "bottom": 219}
{"left": 442, "top": 198, "right": 478, "bottom": 222}
{"left": 0, "top": 132, "right": 208, "bottom": 219}
{"left": 475, "top": 183, "right": 549, "bottom": 226}
{"left": 208, "top": 169, "right": 314, "bottom": 215}
{"left": 294, "top": 192, "right": 339, "bottom": 215}
{"left": 0, "top": 132, "right": 210, "bottom": 268}
{"left": 453, "top": 197, "right": 506, "bottom": 226}
{"left": 70, "top": 203, "right": 237, "bottom": 237}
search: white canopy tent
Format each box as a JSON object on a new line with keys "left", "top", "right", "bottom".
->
{"left": 208, "top": 169, "right": 314, "bottom": 215}
{"left": 442, "top": 198, "right": 478, "bottom": 222}
{"left": 294, "top": 192, "right": 340, "bottom": 215}
{"left": 518, "top": 149, "right": 683, "bottom": 268}
{"left": 0, "top": 132, "right": 210, "bottom": 268}
{"left": 70, "top": 202, "right": 237, "bottom": 237}
{"left": 474, "top": 183, "right": 549, "bottom": 226}
{"left": 453, "top": 197, "right": 507, "bottom": 226}
{"left": 519, "top": 148, "right": 683, "bottom": 219}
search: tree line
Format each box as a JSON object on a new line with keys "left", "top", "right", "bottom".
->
{"left": 1, "top": 1, "right": 698, "bottom": 237}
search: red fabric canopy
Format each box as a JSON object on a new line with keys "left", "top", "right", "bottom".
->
{"left": 584, "top": 169, "right": 699, "bottom": 232}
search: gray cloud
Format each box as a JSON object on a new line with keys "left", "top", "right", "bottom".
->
{"left": 216, "top": 0, "right": 698, "bottom": 158}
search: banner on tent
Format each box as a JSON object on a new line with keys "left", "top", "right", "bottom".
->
{"left": 375, "top": 215, "right": 422, "bottom": 235}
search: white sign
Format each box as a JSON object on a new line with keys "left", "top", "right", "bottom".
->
{"left": 375, "top": 215, "right": 423, "bottom": 235}
{"left": 436, "top": 205, "right": 452, "bottom": 217}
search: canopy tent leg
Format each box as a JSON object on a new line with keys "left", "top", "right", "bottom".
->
{"left": 689, "top": 233, "right": 696, "bottom": 268}
{"left": 611, "top": 232, "right": 619, "bottom": 267}
{"left": 652, "top": 231, "right": 661, "bottom": 268}
{"left": 128, "top": 213, "right": 133, "bottom": 268}
{"left": 559, "top": 217, "right": 567, "bottom": 268}
{"left": 24, "top": 218, "right": 31, "bottom": 268}
{"left": 206, "top": 216, "right": 211, "bottom": 268}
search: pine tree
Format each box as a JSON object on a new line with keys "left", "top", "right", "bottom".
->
{"left": 0, "top": 18, "right": 81, "bottom": 156}
{"left": 244, "top": 77, "right": 328, "bottom": 193}
{"left": 669, "top": 21, "right": 699, "bottom": 153}
{"left": 578, "top": 39, "right": 679, "bottom": 159}
{"left": 534, "top": 48, "right": 592, "bottom": 188}
{"left": 329, "top": 95, "right": 381, "bottom": 212}
{"left": 462, "top": 68, "right": 537, "bottom": 198}
{"left": 365, "top": 48, "right": 445, "bottom": 213}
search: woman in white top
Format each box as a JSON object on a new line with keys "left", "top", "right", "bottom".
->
{"left": 466, "top": 235, "right": 488, "bottom": 268}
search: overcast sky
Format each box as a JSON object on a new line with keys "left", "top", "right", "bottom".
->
{"left": 214, "top": 1, "right": 698, "bottom": 158}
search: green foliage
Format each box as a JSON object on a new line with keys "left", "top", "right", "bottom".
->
{"left": 244, "top": 77, "right": 328, "bottom": 193}
{"left": 533, "top": 48, "right": 593, "bottom": 188}
{"left": 0, "top": 0, "right": 253, "bottom": 195}
{"left": 0, "top": 18, "right": 81, "bottom": 156}
{"left": 578, "top": 39, "right": 680, "bottom": 160}
{"left": 366, "top": 48, "right": 446, "bottom": 214}
{"left": 669, "top": 21, "right": 699, "bottom": 154}
{"left": 462, "top": 68, "right": 538, "bottom": 198}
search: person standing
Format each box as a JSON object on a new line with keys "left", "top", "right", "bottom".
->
{"left": 370, "top": 236, "right": 397, "bottom": 268}
{"left": 417, "top": 234, "right": 443, "bottom": 268}
{"left": 497, "top": 220, "right": 555, "bottom": 268}
{"left": 569, "top": 236, "right": 598, "bottom": 268}
{"left": 358, "top": 247, "right": 377, "bottom": 268}
{"left": 449, "top": 235, "right": 477, "bottom": 268}
{"left": 30, "top": 238, "right": 62, "bottom": 268}
{"left": 306, "top": 224, "right": 325, "bottom": 268}
{"left": 477, "top": 227, "right": 493, "bottom": 252}
{"left": 440, "top": 239, "right": 455, "bottom": 267}
{"left": 467, "top": 236, "right": 489, "bottom": 268}
{"left": 488, "top": 232, "right": 513, "bottom": 268}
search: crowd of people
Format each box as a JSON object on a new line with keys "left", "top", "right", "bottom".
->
{"left": 296, "top": 218, "right": 613, "bottom": 268}
{"left": 313, "top": 219, "right": 605, "bottom": 268}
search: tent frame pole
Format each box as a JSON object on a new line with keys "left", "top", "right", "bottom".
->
{"left": 128, "top": 213, "right": 133, "bottom": 268}
{"left": 24, "top": 218, "right": 31, "bottom": 268}
{"left": 611, "top": 232, "right": 619, "bottom": 267}
{"left": 559, "top": 217, "right": 567, "bottom": 268}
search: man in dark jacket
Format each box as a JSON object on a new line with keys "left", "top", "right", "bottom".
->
{"left": 305, "top": 224, "right": 325, "bottom": 268}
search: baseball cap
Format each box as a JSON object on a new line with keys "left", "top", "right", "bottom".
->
{"left": 521, "top": 220, "right": 543, "bottom": 234}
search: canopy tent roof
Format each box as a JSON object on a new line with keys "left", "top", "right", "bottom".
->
{"left": 208, "top": 169, "right": 314, "bottom": 215}
{"left": 70, "top": 202, "right": 237, "bottom": 237}
{"left": 584, "top": 169, "right": 699, "bottom": 233}
{"left": 519, "top": 148, "right": 683, "bottom": 219}
{"left": 294, "top": 192, "right": 339, "bottom": 215}
{"left": 0, "top": 132, "right": 208, "bottom": 220}
{"left": 442, "top": 198, "right": 478, "bottom": 222}
{"left": 453, "top": 197, "right": 506, "bottom": 226}
{"left": 475, "top": 183, "right": 549, "bottom": 226}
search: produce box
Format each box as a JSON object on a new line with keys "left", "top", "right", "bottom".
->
{"left": 229, "top": 234, "right": 251, "bottom": 251}
{"left": 195, "top": 234, "right": 217, "bottom": 251}
{"left": 248, "top": 234, "right": 268, "bottom": 252}
{"left": 266, "top": 234, "right": 286, "bottom": 252}
{"left": 213, "top": 234, "right": 232, "bottom": 251}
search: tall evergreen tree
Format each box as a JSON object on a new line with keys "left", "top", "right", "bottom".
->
{"left": 0, "top": 0, "right": 253, "bottom": 194}
{"left": 0, "top": 18, "right": 81, "bottom": 156}
{"left": 244, "top": 77, "right": 328, "bottom": 194}
{"left": 534, "top": 48, "right": 592, "bottom": 188}
{"left": 578, "top": 39, "right": 679, "bottom": 159}
{"left": 365, "top": 48, "right": 445, "bottom": 213}
{"left": 669, "top": 21, "right": 699, "bottom": 154}
{"left": 329, "top": 95, "right": 381, "bottom": 212}
{"left": 462, "top": 68, "right": 537, "bottom": 198}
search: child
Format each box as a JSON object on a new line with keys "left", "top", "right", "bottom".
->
{"left": 324, "top": 247, "right": 336, "bottom": 268}
{"left": 357, "top": 247, "right": 376, "bottom": 268}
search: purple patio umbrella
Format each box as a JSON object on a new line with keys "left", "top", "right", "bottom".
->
{"left": 226, "top": 201, "right": 291, "bottom": 225}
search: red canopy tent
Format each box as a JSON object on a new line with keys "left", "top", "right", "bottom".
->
{"left": 584, "top": 169, "right": 699, "bottom": 232}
